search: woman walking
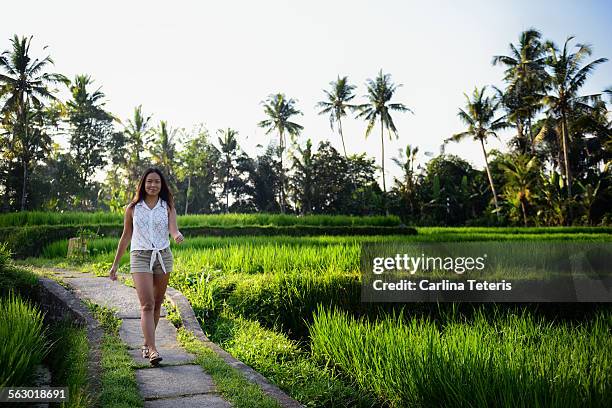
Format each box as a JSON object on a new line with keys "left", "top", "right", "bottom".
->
{"left": 109, "top": 167, "right": 184, "bottom": 366}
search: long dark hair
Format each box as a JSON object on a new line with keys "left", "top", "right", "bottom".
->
{"left": 129, "top": 167, "right": 174, "bottom": 210}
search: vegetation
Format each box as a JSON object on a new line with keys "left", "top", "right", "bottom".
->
{"left": 13, "top": 227, "right": 612, "bottom": 407}
{"left": 0, "top": 211, "right": 401, "bottom": 227}
{"left": 47, "top": 321, "right": 92, "bottom": 408}
{"left": 355, "top": 70, "right": 412, "bottom": 213}
{"left": 0, "top": 292, "right": 49, "bottom": 387}
{"left": 0, "top": 242, "right": 38, "bottom": 294}
{"left": 1, "top": 20, "right": 611, "bottom": 408}
{"left": 258, "top": 93, "right": 304, "bottom": 214}
{"left": 1, "top": 29, "right": 608, "bottom": 226}
{"left": 86, "top": 302, "right": 143, "bottom": 408}
{"left": 207, "top": 312, "right": 376, "bottom": 407}
{"left": 177, "top": 327, "right": 282, "bottom": 408}
{"left": 310, "top": 307, "right": 612, "bottom": 408}
{"left": 446, "top": 86, "right": 507, "bottom": 214}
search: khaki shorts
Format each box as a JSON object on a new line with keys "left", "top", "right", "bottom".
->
{"left": 130, "top": 248, "right": 173, "bottom": 274}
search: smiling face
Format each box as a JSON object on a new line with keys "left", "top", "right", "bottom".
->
{"left": 144, "top": 172, "right": 162, "bottom": 198}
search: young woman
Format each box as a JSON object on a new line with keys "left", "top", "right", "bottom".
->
{"left": 109, "top": 167, "right": 184, "bottom": 366}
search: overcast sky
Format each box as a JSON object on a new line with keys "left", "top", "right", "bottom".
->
{"left": 2, "top": 0, "right": 611, "bottom": 185}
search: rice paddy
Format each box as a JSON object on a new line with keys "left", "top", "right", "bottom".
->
{"left": 0, "top": 211, "right": 401, "bottom": 228}
{"left": 11, "top": 215, "right": 612, "bottom": 407}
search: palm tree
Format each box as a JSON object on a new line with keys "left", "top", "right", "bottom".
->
{"left": 541, "top": 37, "right": 607, "bottom": 216}
{"left": 446, "top": 86, "right": 507, "bottom": 215}
{"left": 290, "top": 139, "right": 315, "bottom": 215}
{"left": 0, "top": 35, "right": 67, "bottom": 210}
{"left": 392, "top": 144, "right": 420, "bottom": 217}
{"left": 67, "top": 74, "right": 114, "bottom": 187}
{"left": 150, "top": 120, "right": 178, "bottom": 189}
{"left": 604, "top": 86, "right": 612, "bottom": 104}
{"left": 500, "top": 153, "right": 539, "bottom": 226}
{"left": 492, "top": 29, "right": 547, "bottom": 152}
{"left": 258, "top": 93, "right": 303, "bottom": 213}
{"left": 217, "top": 128, "right": 239, "bottom": 213}
{"left": 316, "top": 76, "right": 357, "bottom": 158}
{"left": 124, "top": 105, "right": 152, "bottom": 181}
{"left": 355, "top": 70, "right": 412, "bottom": 215}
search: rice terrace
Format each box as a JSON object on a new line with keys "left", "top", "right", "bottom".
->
{"left": 1, "top": 1, "right": 612, "bottom": 407}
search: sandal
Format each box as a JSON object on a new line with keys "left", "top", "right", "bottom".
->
{"left": 141, "top": 345, "right": 150, "bottom": 359}
{"left": 149, "top": 350, "right": 162, "bottom": 366}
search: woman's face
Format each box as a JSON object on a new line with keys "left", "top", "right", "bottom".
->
{"left": 144, "top": 173, "right": 162, "bottom": 197}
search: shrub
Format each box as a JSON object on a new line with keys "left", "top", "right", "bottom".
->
{"left": 0, "top": 244, "right": 38, "bottom": 297}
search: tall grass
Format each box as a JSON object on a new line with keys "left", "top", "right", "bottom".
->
{"left": 47, "top": 322, "right": 92, "bottom": 408}
{"left": 0, "top": 211, "right": 400, "bottom": 227}
{"left": 38, "top": 231, "right": 612, "bottom": 262}
{"left": 36, "top": 233, "right": 612, "bottom": 338}
{"left": 310, "top": 307, "right": 612, "bottom": 408}
{"left": 23, "top": 230, "right": 612, "bottom": 406}
{"left": 418, "top": 226, "right": 612, "bottom": 234}
{"left": 0, "top": 211, "right": 122, "bottom": 227}
{"left": 0, "top": 292, "right": 50, "bottom": 387}
{"left": 208, "top": 312, "right": 377, "bottom": 407}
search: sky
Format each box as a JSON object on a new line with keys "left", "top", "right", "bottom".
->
{"left": 2, "top": 0, "right": 611, "bottom": 185}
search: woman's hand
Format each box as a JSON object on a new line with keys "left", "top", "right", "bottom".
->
{"left": 109, "top": 264, "right": 118, "bottom": 281}
{"left": 173, "top": 232, "right": 184, "bottom": 244}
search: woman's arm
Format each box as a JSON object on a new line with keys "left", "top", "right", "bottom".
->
{"left": 168, "top": 205, "right": 184, "bottom": 244}
{"left": 109, "top": 205, "right": 133, "bottom": 280}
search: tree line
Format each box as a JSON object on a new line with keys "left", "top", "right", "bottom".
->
{"left": 1, "top": 29, "right": 610, "bottom": 226}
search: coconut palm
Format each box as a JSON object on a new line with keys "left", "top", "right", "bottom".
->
{"left": 316, "top": 76, "right": 357, "bottom": 158}
{"left": 258, "top": 93, "right": 303, "bottom": 213}
{"left": 67, "top": 74, "right": 115, "bottom": 187}
{"left": 355, "top": 70, "right": 412, "bottom": 214}
{"left": 124, "top": 105, "right": 153, "bottom": 181}
{"left": 446, "top": 86, "right": 507, "bottom": 215}
{"left": 217, "top": 128, "right": 239, "bottom": 213}
{"left": 0, "top": 35, "right": 67, "bottom": 210}
{"left": 492, "top": 29, "right": 548, "bottom": 152}
{"left": 541, "top": 37, "right": 608, "bottom": 212}
{"left": 150, "top": 120, "right": 178, "bottom": 190}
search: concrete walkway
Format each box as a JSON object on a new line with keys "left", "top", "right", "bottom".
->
{"left": 47, "top": 268, "right": 232, "bottom": 408}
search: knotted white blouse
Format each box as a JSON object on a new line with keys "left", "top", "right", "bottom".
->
{"left": 130, "top": 197, "right": 171, "bottom": 273}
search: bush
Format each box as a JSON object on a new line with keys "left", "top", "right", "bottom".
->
{"left": 0, "top": 244, "right": 38, "bottom": 297}
{"left": 0, "top": 242, "right": 11, "bottom": 268}
{"left": 0, "top": 292, "right": 50, "bottom": 387}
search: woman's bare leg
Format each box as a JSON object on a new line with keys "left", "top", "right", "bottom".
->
{"left": 132, "top": 272, "right": 156, "bottom": 352}
{"left": 153, "top": 272, "right": 171, "bottom": 328}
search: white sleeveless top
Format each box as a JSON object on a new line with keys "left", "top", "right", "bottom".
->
{"left": 130, "top": 197, "right": 171, "bottom": 273}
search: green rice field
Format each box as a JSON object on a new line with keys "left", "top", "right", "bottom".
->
{"left": 0, "top": 211, "right": 401, "bottom": 228}
{"left": 12, "top": 217, "right": 612, "bottom": 407}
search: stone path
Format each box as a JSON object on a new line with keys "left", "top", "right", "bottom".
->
{"left": 46, "top": 268, "right": 232, "bottom": 408}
